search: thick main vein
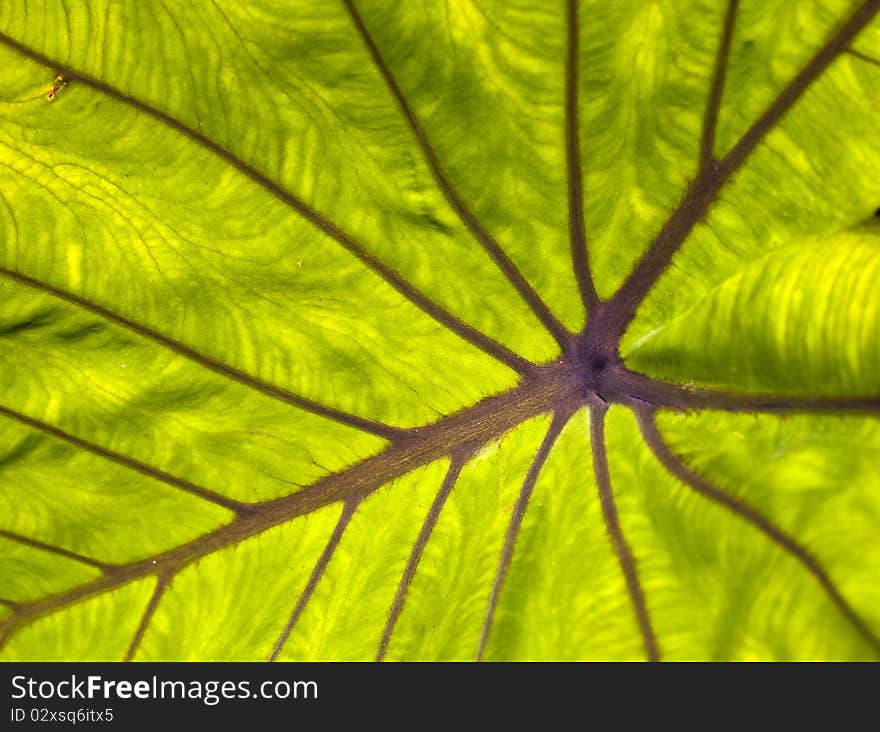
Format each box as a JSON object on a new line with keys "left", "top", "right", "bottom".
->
{"left": 0, "top": 362, "right": 577, "bottom": 646}
{"left": 590, "top": 400, "right": 659, "bottom": 661}
{"left": 0, "top": 30, "right": 534, "bottom": 377}
{"left": 603, "top": 0, "right": 880, "bottom": 337}
{"left": 614, "top": 369, "right": 880, "bottom": 415}
{"left": 343, "top": 0, "right": 574, "bottom": 353}
{"left": 565, "top": 0, "right": 601, "bottom": 317}
{"left": 636, "top": 408, "right": 880, "bottom": 656}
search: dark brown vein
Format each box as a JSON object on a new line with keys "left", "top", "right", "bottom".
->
{"left": 0, "top": 31, "right": 534, "bottom": 377}
{"left": 636, "top": 408, "right": 880, "bottom": 656}
{"left": 0, "top": 403, "right": 248, "bottom": 513}
{"left": 613, "top": 368, "right": 880, "bottom": 415}
{"left": 0, "top": 363, "right": 577, "bottom": 648}
{"left": 0, "top": 528, "right": 113, "bottom": 572}
{"left": 717, "top": 0, "right": 880, "bottom": 180}
{"left": 565, "top": 0, "right": 601, "bottom": 317}
{"left": 268, "top": 499, "right": 359, "bottom": 661}
{"left": 124, "top": 572, "right": 173, "bottom": 662}
{"left": 476, "top": 410, "right": 569, "bottom": 661}
{"left": 604, "top": 0, "right": 880, "bottom": 337}
{"left": 376, "top": 453, "right": 467, "bottom": 661}
{"left": 699, "top": 0, "right": 739, "bottom": 174}
{"left": 590, "top": 399, "right": 659, "bottom": 661}
{"left": 342, "top": 0, "right": 573, "bottom": 353}
{"left": 0, "top": 266, "right": 406, "bottom": 442}
{"left": 1, "top": 0, "right": 874, "bottom": 663}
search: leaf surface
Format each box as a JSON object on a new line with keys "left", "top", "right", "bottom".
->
{"left": 1, "top": 0, "right": 879, "bottom": 661}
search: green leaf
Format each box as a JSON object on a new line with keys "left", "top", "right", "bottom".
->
{"left": 1, "top": 0, "right": 878, "bottom": 661}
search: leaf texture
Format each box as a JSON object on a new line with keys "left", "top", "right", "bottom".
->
{"left": 0, "top": 0, "right": 879, "bottom": 661}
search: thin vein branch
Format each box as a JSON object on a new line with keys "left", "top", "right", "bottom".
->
{"left": 342, "top": 0, "right": 574, "bottom": 353}
{"left": 124, "top": 572, "right": 173, "bottom": 662}
{"left": 269, "top": 499, "right": 360, "bottom": 661}
{"left": 376, "top": 453, "right": 467, "bottom": 661}
{"left": 604, "top": 0, "right": 880, "bottom": 337}
{"left": 0, "top": 403, "right": 249, "bottom": 514}
{"left": 845, "top": 47, "right": 880, "bottom": 68}
{"left": 565, "top": 0, "right": 601, "bottom": 317}
{"left": 590, "top": 399, "right": 659, "bottom": 661}
{"left": 0, "top": 266, "right": 405, "bottom": 442}
{"left": 0, "top": 31, "right": 534, "bottom": 377}
{"left": 476, "top": 410, "right": 569, "bottom": 661}
{"left": 0, "top": 528, "right": 114, "bottom": 572}
{"left": 699, "top": 0, "right": 739, "bottom": 174}
{"left": 614, "top": 368, "right": 880, "bottom": 415}
{"left": 635, "top": 408, "right": 880, "bottom": 656}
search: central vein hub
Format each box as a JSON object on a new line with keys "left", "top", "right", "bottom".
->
{"left": 580, "top": 349, "right": 615, "bottom": 393}
{"left": 565, "top": 327, "right": 622, "bottom": 403}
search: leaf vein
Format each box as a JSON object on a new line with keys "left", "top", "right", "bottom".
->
{"left": 603, "top": 0, "right": 880, "bottom": 337}
{"left": 0, "top": 29, "right": 534, "bottom": 376}
{"left": 565, "top": 0, "right": 601, "bottom": 318}
{"left": 636, "top": 407, "right": 880, "bottom": 656}
{"left": 591, "top": 400, "right": 660, "bottom": 661}
{"left": 342, "top": 0, "right": 574, "bottom": 353}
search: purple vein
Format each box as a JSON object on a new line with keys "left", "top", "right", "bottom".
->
{"left": 565, "top": 0, "right": 601, "bottom": 317}
{"left": 0, "top": 528, "right": 113, "bottom": 572}
{"left": 636, "top": 408, "right": 880, "bottom": 656}
{"left": 376, "top": 454, "right": 467, "bottom": 661}
{"left": 476, "top": 411, "right": 569, "bottom": 661}
{"left": 717, "top": 0, "right": 880, "bottom": 180}
{"left": 605, "top": 0, "right": 880, "bottom": 336}
{"left": 0, "top": 266, "right": 406, "bottom": 442}
{"left": 590, "top": 399, "right": 659, "bottom": 661}
{"left": 268, "top": 499, "right": 360, "bottom": 661}
{"left": 699, "top": 0, "right": 739, "bottom": 174}
{"left": 614, "top": 369, "right": 880, "bottom": 415}
{"left": 0, "top": 403, "right": 248, "bottom": 514}
{"left": 0, "top": 31, "right": 533, "bottom": 377}
{"left": 0, "top": 365, "right": 577, "bottom": 648}
{"left": 342, "top": 0, "right": 573, "bottom": 353}
{"left": 124, "top": 572, "right": 173, "bottom": 662}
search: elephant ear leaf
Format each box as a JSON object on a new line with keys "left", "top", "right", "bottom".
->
{"left": 1, "top": 0, "right": 879, "bottom": 661}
